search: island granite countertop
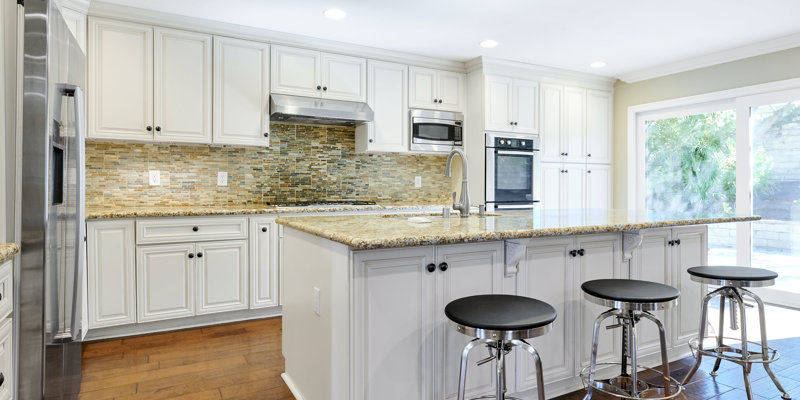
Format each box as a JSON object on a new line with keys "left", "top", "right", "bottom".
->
{"left": 0, "top": 243, "right": 20, "bottom": 263}
{"left": 275, "top": 209, "right": 760, "bottom": 250}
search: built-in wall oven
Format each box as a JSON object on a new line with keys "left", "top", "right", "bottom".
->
{"left": 485, "top": 132, "right": 540, "bottom": 211}
{"left": 409, "top": 109, "right": 463, "bottom": 152}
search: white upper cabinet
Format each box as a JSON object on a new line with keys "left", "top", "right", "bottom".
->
{"left": 563, "top": 87, "right": 586, "bottom": 164}
{"left": 484, "top": 75, "right": 538, "bottom": 134}
{"left": 88, "top": 18, "right": 153, "bottom": 141}
{"left": 540, "top": 84, "right": 563, "bottom": 162}
{"left": 271, "top": 45, "right": 320, "bottom": 98}
{"left": 213, "top": 37, "right": 270, "bottom": 147}
{"left": 586, "top": 89, "right": 613, "bottom": 164}
{"left": 154, "top": 28, "right": 212, "bottom": 144}
{"left": 271, "top": 45, "right": 366, "bottom": 102}
{"left": 321, "top": 53, "right": 367, "bottom": 102}
{"left": 409, "top": 67, "right": 465, "bottom": 112}
{"left": 355, "top": 60, "right": 408, "bottom": 153}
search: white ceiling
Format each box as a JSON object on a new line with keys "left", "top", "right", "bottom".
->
{"left": 97, "top": 0, "right": 800, "bottom": 79}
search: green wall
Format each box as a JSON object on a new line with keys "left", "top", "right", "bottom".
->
{"left": 613, "top": 46, "right": 800, "bottom": 209}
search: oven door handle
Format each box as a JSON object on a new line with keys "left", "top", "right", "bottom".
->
{"left": 495, "top": 150, "right": 535, "bottom": 156}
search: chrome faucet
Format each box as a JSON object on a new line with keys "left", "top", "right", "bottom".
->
{"left": 444, "top": 149, "right": 470, "bottom": 217}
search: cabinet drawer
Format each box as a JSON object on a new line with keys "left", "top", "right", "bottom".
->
{"left": 0, "top": 263, "right": 11, "bottom": 321}
{"left": 137, "top": 217, "right": 248, "bottom": 244}
{"left": 0, "top": 318, "right": 11, "bottom": 400}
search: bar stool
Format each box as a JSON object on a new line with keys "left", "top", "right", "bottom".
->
{"left": 445, "top": 294, "right": 557, "bottom": 400}
{"left": 581, "top": 279, "right": 683, "bottom": 400}
{"left": 682, "top": 266, "right": 791, "bottom": 400}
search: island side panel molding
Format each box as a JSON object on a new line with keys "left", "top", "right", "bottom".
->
{"left": 281, "top": 227, "right": 351, "bottom": 400}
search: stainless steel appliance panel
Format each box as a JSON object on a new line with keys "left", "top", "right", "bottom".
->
{"left": 485, "top": 132, "right": 540, "bottom": 211}
{"left": 409, "top": 109, "right": 463, "bottom": 153}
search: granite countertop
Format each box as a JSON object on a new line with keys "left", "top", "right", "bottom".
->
{"left": 275, "top": 209, "right": 761, "bottom": 250}
{"left": 86, "top": 203, "right": 453, "bottom": 219}
{"left": 0, "top": 243, "right": 20, "bottom": 263}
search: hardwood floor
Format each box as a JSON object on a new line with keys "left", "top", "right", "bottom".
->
{"left": 80, "top": 317, "right": 800, "bottom": 399}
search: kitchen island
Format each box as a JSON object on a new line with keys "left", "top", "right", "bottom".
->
{"left": 276, "top": 209, "right": 758, "bottom": 400}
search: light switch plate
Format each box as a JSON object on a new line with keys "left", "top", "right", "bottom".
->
{"left": 414, "top": 176, "right": 422, "bottom": 188}
{"left": 217, "top": 171, "right": 228, "bottom": 186}
{"left": 149, "top": 170, "right": 160, "bottom": 186}
{"left": 313, "top": 287, "right": 321, "bottom": 316}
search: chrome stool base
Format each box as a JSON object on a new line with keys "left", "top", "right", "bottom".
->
{"left": 579, "top": 362, "right": 683, "bottom": 400}
{"left": 457, "top": 336, "right": 546, "bottom": 400}
{"left": 682, "top": 285, "right": 791, "bottom": 400}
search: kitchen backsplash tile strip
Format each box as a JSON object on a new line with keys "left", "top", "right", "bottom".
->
{"left": 85, "top": 123, "right": 451, "bottom": 207}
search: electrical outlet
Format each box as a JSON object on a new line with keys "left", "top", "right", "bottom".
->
{"left": 149, "top": 170, "right": 160, "bottom": 186}
{"left": 313, "top": 287, "right": 321, "bottom": 316}
{"left": 217, "top": 171, "right": 228, "bottom": 186}
{"left": 414, "top": 176, "right": 422, "bottom": 188}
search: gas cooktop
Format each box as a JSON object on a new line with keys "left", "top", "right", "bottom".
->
{"left": 274, "top": 201, "right": 377, "bottom": 207}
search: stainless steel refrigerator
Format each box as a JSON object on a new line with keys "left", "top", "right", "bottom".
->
{"left": 19, "top": 0, "right": 86, "bottom": 398}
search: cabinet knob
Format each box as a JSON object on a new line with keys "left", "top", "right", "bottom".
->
{"left": 197, "top": 252, "right": 203, "bottom": 258}
{"left": 155, "top": 126, "right": 161, "bottom": 132}
{"left": 565, "top": 152, "right": 568, "bottom": 156}
{"left": 369, "top": 139, "right": 373, "bottom": 143}
{"left": 587, "top": 153, "right": 592, "bottom": 157}
{"left": 569, "top": 249, "right": 577, "bottom": 257}
{"left": 322, "top": 86, "right": 327, "bottom": 91}
{"left": 146, "top": 126, "right": 153, "bottom": 132}
{"left": 675, "top": 239, "right": 681, "bottom": 245}
{"left": 426, "top": 263, "right": 436, "bottom": 273}
{"left": 439, "top": 262, "right": 448, "bottom": 272}
{"left": 317, "top": 85, "right": 322, "bottom": 90}
{"left": 0, "top": 372, "right": 4, "bottom": 387}
{"left": 192, "top": 226, "right": 199, "bottom": 232}
{"left": 587, "top": 170, "right": 592, "bottom": 174}
{"left": 668, "top": 240, "right": 674, "bottom": 246}
{"left": 264, "top": 132, "right": 269, "bottom": 138}
{"left": 188, "top": 253, "right": 195, "bottom": 259}
{"left": 438, "top": 99, "right": 443, "bottom": 104}
{"left": 578, "top": 249, "right": 585, "bottom": 256}
{"left": 262, "top": 227, "right": 268, "bottom": 233}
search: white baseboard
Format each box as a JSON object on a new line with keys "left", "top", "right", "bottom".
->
{"left": 281, "top": 372, "right": 305, "bottom": 400}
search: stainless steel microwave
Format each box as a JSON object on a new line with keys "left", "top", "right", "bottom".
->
{"left": 410, "top": 109, "right": 463, "bottom": 152}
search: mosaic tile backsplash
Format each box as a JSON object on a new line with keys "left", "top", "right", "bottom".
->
{"left": 86, "top": 123, "right": 452, "bottom": 207}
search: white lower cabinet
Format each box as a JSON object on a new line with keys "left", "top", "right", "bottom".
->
{"left": 196, "top": 240, "right": 249, "bottom": 315}
{"left": 511, "top": 233, "right": 622, "bottom": 392}
{"left": 352, "top": 242, "right": 504, "bottom": 400}
{"left": 250, "top": 218, "right": 279, "bottom": 308}
{"left": 87, "top": 220, "right": 137, "bottom": 328}
{"left": 137, "top": 243, "right": 196, "bottom": 322}
{"left": 629, "top": 226, "right": 707, "bottom": 353}
{"left": 0, "top": 318, "right": 11, "bottom": 400}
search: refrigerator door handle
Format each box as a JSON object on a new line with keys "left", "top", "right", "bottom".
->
{"left": 70, "top": 86, "right": 86, "bottom": 342}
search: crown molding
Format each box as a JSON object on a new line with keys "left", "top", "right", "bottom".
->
{"left": 467, "top": 57, "right": 616, "bottom": 89}
{"left": 87, "top": 1, "right": 466, "bottom": 72}
{"left": 58, "top": 0, "right": 91, "bottom": 14}
{"left": 618, "top": 32, "right": 800, "bottom": 83}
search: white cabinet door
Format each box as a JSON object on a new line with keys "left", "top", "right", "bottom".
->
{"left": 513, "top": 79, "right": 539, "bottom": 134}
{"left": 213, "top": 37, "right": 270, "bottom": 147}
{"left": 356, "top": 61, "right": 408, "bottom": 153}
{"left": 196, "top": 240, "right": 249, "bottom": 315}
{"left": 409, "top": 66, "right": 437, "bottom": 109}
{"left": 485, "top": 76, "right": 512, "bottom": 132}
{"left": 540, "top": 162, "right": 563, "bottom": 225}
{"left": 0, "top": 319, "right": 11, "bottom": 400}
{"left": 437, "top": 70, "right": 465, "bottom": 112}
{"left": 436, "top": 242, "right": 504, "bottom": 400}
{"left": 586, "top": 164, "right": 612, "bottom": 212}
{"left": 576, "top": 234, "right": 622, "bottom": 369}
{"left": 250, "top": 218, "right": 278, "bottom": 308}
{"left": 352, "top": 247, "right": 436, "bottom": 400}
{"left": 137, "top": 243, "right": 195, "bottom": 322}
{"left": 563, "top": 163, "right": 586, "bottom": 226}
{"left": 154, "top": 28, "right": 212, "bottom": 144}
{"left": 563, "top": 87, "right": 586, "bottom": 163}
{"left": 88, "top": 18, "right": 153, "bottom": 141}
{"left": 629, "top": 229, "right": 673, "bottom": 356}
{"left": 321, "top": 53, "right": 366, "bottom": 102}
{"left": 515, "top": 237, "right": 575, "bottom": 390}
{"left": 271, "top": 45, "right": 320, "bottom": 98}
{"left": 672, "top": 226, "right": 707, "bottom": 346}
{"left": 87, "top": 220, "right": 136, "bottom": 328}
{"left": 586, "top": 89, "right": 612, "bottom": 164}
{"left": 540, "top": 84, "right": 563, "bottom": 162}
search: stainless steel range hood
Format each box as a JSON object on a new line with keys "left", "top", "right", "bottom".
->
{"left": 269, "top": 94, "right": 374, "bottom": 126}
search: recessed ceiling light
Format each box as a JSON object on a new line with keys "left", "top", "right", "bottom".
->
{"left": 590, "top": 61, "right": 607, "bottom": 68}
{"left": 324, "top": 8, "right": 347, "bottom": 19}
{"left": 480, "top": 40, "right": 499, "bottom": 48}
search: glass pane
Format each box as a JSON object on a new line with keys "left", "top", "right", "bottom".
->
{"left": 751, "top": 100, "right": 800, "bottom": 294}
{"left": 644, "top": 110, "right": 737, "bottom": 264}
{"left": 495, "top": 154, "right": 533, "bottom": 202}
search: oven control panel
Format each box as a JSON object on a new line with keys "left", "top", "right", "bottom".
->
{"left": 493, "top": 137, "right": 535, "bottom": 150}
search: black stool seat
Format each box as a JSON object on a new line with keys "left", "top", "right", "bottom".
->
{"left": 582, "top": 279, "right": 680, "bottom": 304}
{"left": 688, "top": 266, "right": 778, "bottom": 282}
{"left": 445, "top": 294, "right": 557, "bottom": 331}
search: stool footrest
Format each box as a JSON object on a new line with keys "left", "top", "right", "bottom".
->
{"left": 467, "top": 396, "right": 523, "bottom": 400}
{"left": 579, "top": 363, "right": 683, "bottom": 400}
{"left": 688, "top": 337, "right": 781, "bottom": 365}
